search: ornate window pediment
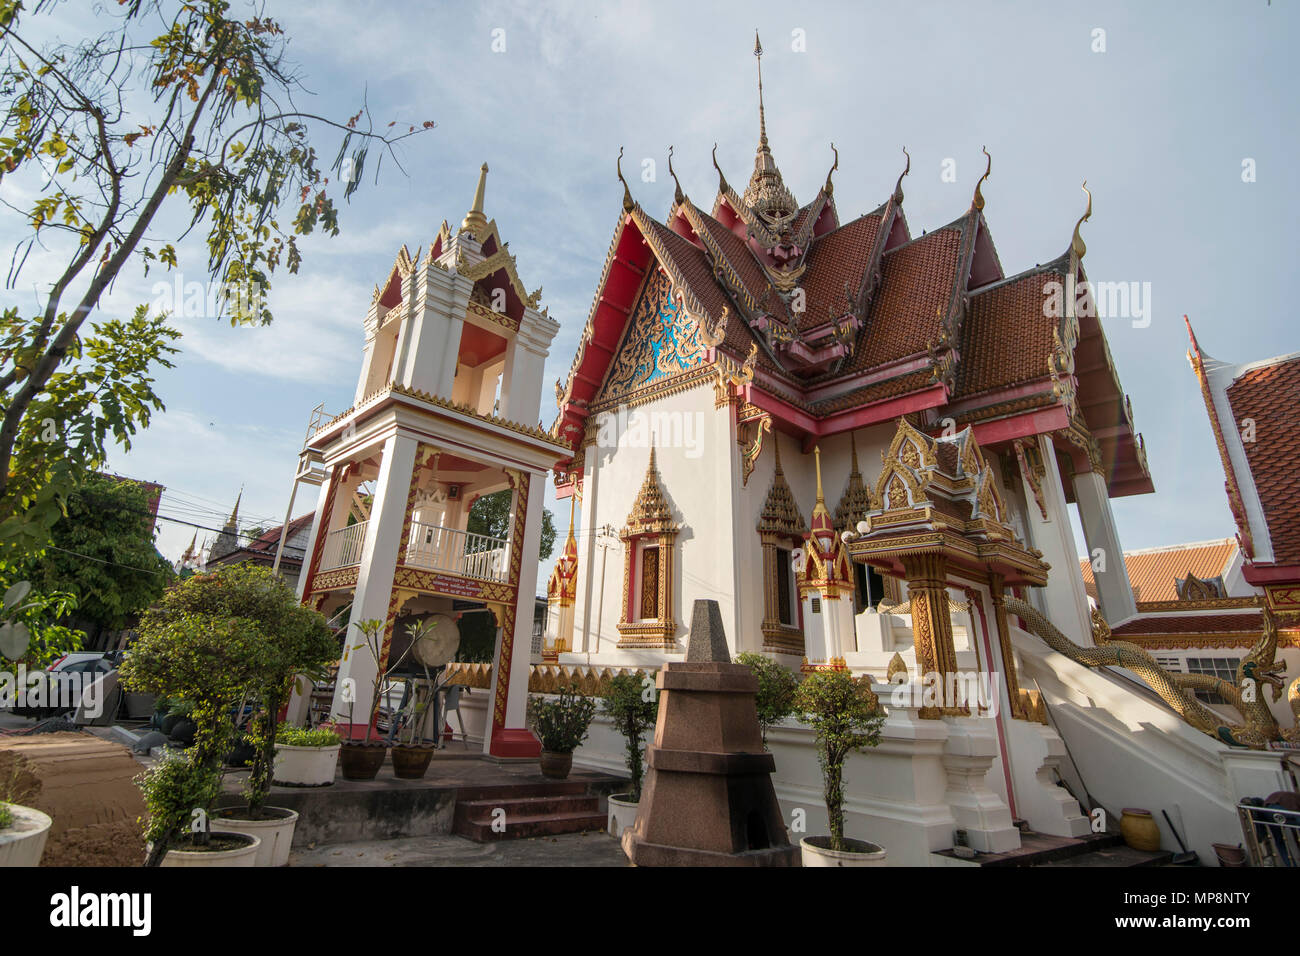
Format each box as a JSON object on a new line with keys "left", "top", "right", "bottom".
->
{"left": 617, "top": 447, "right": 680, "bottom": 649}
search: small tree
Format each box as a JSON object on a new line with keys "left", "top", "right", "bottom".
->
{"left": 120, "top": 612, "right": 271, "bottom": 865}
{"left": 529, "top": 683, "right": 596, "bottom": 754}
{"left": 602, "top": 673, "right": 658, "bottom": 800}
{"left": 793, "top": 669, "right": 885, "bottom": 853}
{"left": 147, "top": 564, "right": 334, "bottom": 817}
{"left": 735, "top": 652, "right": 798, "bottom": 750}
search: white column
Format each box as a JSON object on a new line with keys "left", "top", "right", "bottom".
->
{"left": 1020, "top": 434, "right": 1095, "bottom": 647}
{"left": 574, "top": 439, "right": 600, "bottom": 654}
{"left": 1072, "top": 468, "right": 1137, "bottom": 623}
{"left": 397, "top": 268, "right": 471, "bottom": 398}
{"left": 330, "top": 434, "right": 418, "bottom": 727}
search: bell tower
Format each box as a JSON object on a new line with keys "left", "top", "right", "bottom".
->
{"left": 295, "top": 164, "right": 567, "bottom": 757}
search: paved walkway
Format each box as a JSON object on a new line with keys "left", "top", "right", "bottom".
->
{"left": 290, "top": 830, "right": 630, "bottom": 867}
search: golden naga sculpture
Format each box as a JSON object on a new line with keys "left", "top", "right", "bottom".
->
{"left": 1007, "top": 598, "right": 1298, "bottom": 749}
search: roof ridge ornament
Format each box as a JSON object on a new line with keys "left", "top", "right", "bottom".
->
{"left": 1071, "top": 180, "right": 1092, "bottom": 260}
{"left": 617, "top": 147, "right": 634, "bottom": 213}
{"left": 893, "top": 147, "right": 911, "bottom": 204}
{"left": 668, "top": 145, "right": 685, "bottom": 207}
{"left": 972, "top": 146, "right": 991, "bottom": 211}
{"left": 711, "top": 143, "right": 729, "bottom": 195}
{"left": 824, "top": 143, "right": 839, "bottom": 195}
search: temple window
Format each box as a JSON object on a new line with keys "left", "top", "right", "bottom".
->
{"left": 757, "top": 437, "right": 807, "bottom": 656}
{"left": 616, "top": 446, "right": 680, "bottom": 649}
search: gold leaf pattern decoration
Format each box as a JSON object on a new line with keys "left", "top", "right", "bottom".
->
{"left": 600, "top": 269, "right": 707, "bottom": 403}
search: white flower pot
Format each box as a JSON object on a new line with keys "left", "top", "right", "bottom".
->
{"left": 607, "top": 793, "right": 639, "bottom": 839}
{"left": 800, "top": 836, "right": 887, "bottom": 867}
{"left": 215, "top": 808, "right": 299, "bottom": 867}
{"left": 0, "top": 804, "right": 52, "bottom": 867}
{"left": 160, "top": 832, "right": 260, "bottom": 867}
{"left": 273, "top": 743, "right": 339, "bottom": 787}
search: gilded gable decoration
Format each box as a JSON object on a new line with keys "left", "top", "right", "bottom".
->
{"left": 599, "top": 269, "right": 708, "bottom": 405}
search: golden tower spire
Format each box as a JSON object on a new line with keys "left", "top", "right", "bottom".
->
{"left": 461, "top": 162, "right": 489, "bottom": 236}
{"left": 813, "top": 444, "right": 825, "bottom": 506}
{"left": 754, "top": 30, "right": 768, "bottom": 151}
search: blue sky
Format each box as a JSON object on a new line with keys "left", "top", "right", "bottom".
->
{"left": 7, "top": 1, "right": 1295, "bottom": 589}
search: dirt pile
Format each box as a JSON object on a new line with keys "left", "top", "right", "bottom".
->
{"left": 0, "top": 731, "right": 146, "bottom": 866}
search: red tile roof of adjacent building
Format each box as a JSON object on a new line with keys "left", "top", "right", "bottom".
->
{"left": 1110, "top": 612, "right": 1261, "bottom": 637}
{"left": 1225, "top": 356, "right": 1300, "bottom": 565}
{"left": 1078, "top": 538, "right": 1238, "bottom": 603}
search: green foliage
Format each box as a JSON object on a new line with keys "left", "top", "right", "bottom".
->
{"left": 467, "top": 490, "right": 556, "bottom": 561}
{"left": 529, "top": 684, "right": 596, "bottom": 754}
{"left": 126, "top": 563, "right": 334, "bottom": 814}
{"left": 275, "top": 724, "right": 342, "bottom": 748}
{"left": 735, "top": 652, "right": 798, "bottom": 750}
{"left": 601, "top": 673, "right": 658, "bottom": 800}
{"left": 0, "top": 1, "right": 432, "bottom": 557}
{"left": 0, "top": 802, "right": 12, "bottom": 829}
{"left": 19, "top": 474, "right": 174, "bottom": 632}
{"left": 0, "top": 566, "right": 83, "bottom": 666}
{"left": 793, "top": 669, "right": 886, "bottom": 852}
{"left": 137, "top": 750, "right": 223, "bottom": 866}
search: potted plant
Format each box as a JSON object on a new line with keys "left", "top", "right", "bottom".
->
{"left": 172, "top": 565, "right": 337, "bottom": 866}
{"left": 601, "top": 672, "right": 658, "bottom": 838}
{"left": 120, "top": 609, "right": 271, "bottom": 866}
{"left": 529, "top": 683, "right": 596, "bottom": 779}
{"left": 0, "top": 790, "right": 52, "bottom": 867}
{"left": 735, "top": 652, "right": 798, "bottom": 749}
{"left": 337, "top": 618, "right": 423, "bottom": 780}
{"left": 792, "top": 668, "right": 888, "bottom": 867}
{"left": 387, "top": 619, "right": 443, "bottom": 779}
{"left": 273, "top": 723, "right": 343, "bottom": 787}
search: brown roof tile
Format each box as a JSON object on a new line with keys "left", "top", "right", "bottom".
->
{"left": 1078, "top": 538, "right": 1237, "bottom": 602}
{"left": 1111, "top": 612, "right": 1261, "bottom": 636}
{"left": 954, "top": 268, "right": 1061, "bottom": 400}
{"left": 797, "top": 213, "right": 884, "bottom": 332}
{"left": 1225, "top": 357, "right": 1300, "bottom": 564}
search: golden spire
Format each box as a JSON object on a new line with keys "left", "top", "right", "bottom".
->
{"left": 773, "top": 430, "right": 784, "bottom": 474}
{"left": 972, "top": 146, "right": 991, "bottom": 211}
{"left": 460, "top": 162, "right": 489, "bottom": 236}
{"left": 227, "top": 487, "right": 242, "bottom": 526}
{"left": 1071, "top": 181, "right": 1092, "bottom": 260}
{"left": 567, "top": 492, "right": 576, "bottom": 536}
{"left": 813, "top": 444, "right": 825, "bottom": 506}
{"left": 849, "top": 432, "right": 860, "bottom": 475}
{"left": 754, "top": 30, "right": 768, "bottom": 150}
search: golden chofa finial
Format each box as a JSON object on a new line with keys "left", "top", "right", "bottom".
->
{"left": 711, "top": 142, "right": 729, "bottom": 194}
{"left": 1071, "top": 180, "right": 1092, "bottom": 259}
{"left": 617, "top": 146, "right": 634, "bottom": 213}
{"left": 893, "top": 147, "right": 910, "bottom": 204}
{"left": 824, "top": 143, "right": 839, "bottom": 195}
{"left": 972, "top": 146, "right": 991, "bottom": 211}
{"left": 460, "top": 162, "right": 489, "bottom": 237}
{"left": 668, "top": 145, "right": 685, "bottom": 207}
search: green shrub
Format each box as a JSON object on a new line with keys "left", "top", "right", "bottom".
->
{"left": 793, "top": 669, "right": 885, "bottom": 852}
{"left": 276, "top": 724, "right": 343, "bottom": 748}
{"left": 136, "top": 750, "right": 222, "bottom": 865}
{"left": 601, "top": 673, "right": 658, "bottom": 800}
{"left": 735, "top": 652, "right": 798, "bottom": 749}
{"left": 0, "top": 802, "right": 12, "bottom": 829}
{"left": 529, "top": 684, "right": 596, "bottom": 754}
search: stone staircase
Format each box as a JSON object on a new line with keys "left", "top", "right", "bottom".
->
{"left": 452, "top": 782, "right": 608, "bottom": 842}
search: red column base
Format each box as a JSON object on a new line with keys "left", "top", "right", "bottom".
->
{"left": 489, "top": 727, "right": 541, "bottom": 758}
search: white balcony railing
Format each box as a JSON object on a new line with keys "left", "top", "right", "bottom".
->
{"left": 320, "top": 520, "right": 369, "bottom": 571}
{"left": 405, "top": 521, "right": 508, "bottom": 583}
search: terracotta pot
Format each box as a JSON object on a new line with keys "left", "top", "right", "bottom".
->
{"left": 0, "top": 804, "right": 52, "bottom": 867}
{"left": 159, "top": 831, "right": 259, "bottom": 868}
{"left": 1120, "top": 808, "right": 1162, "bottom": 852}
{"left": 607, "top": 792, "right": 638, "bottom": 839}
{"left": 273, "top": 743, "right": 339, "bottom": 787}
{"left": 539, "top": 750, "right": 573, "bottom": 779}
{"left": 391, "top": 745, "right": 435, "bottom": 779}
{"left": 800, "top": 836, "right": 888, "bottom": 867}
{"left": 1212, "top": 843, "right": 1247, "bottom": 867}
{"left": 339, "top": 742, "right": 387, "bottom": 780}
{"left": 215, "top": 807, "right": 299, "bottom": 867}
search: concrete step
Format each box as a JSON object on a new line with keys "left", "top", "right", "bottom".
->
{"left": 454, "top": 809, "right": 609, "bottom": 842}
{"left": 454, "top": 781, "right": 589, "bottom": 803}
{"left": 455, "top": 793, "right": 600, "bottom": 823}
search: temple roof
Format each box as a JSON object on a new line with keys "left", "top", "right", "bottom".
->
{"left": 1078, "top": 538, "right": 1238, "bottom": 604}
{"left": 1188, "top": 320, "right": 1300, "bottom": 569}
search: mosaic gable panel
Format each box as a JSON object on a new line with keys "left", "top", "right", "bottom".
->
{"left": 598, "top": 269, "right": 707, "bottom": 404}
